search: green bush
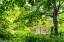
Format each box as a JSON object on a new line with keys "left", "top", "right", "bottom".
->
{"left": 0, "top": 30, "right": 13, "bottom": 40}
{"left": 25, "top": 34, "right": 50, "bottom": 42}
{"left": 0, "top": 29, "right": 64, "bottom": 42}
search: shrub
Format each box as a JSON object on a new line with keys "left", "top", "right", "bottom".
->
{"left": 0, "top": 30, "right": 13, "bottom": 40}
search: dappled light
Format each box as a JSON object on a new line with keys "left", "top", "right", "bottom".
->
{"left": 0, "top": 0, "right": 64, "bottom": 42}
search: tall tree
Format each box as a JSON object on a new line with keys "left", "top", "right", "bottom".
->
{"left": 26, "top": 0, "right": 64, "bottom": 35}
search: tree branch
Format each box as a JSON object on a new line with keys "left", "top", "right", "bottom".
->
{"left": 57, "top": 0, "right": 60, "bottom": 11}
{"left": 44, "top": 14, "right": 53, "bottom": 17}
{"left": 57, "top": 1, "right": 64, "bottom": 11}
{"left": 58, "top": 11, "right": 64, "bottom": 14}
{"left": 40, "top": 12, "right": 53, "bottom": 17}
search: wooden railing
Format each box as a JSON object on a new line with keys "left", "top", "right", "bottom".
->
{"left": 30, "top": 25, "right": 49, "bottom": 34}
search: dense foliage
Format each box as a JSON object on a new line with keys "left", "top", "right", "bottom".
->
{"left": 0, "top": 0, "right": 64, "bottom": 42}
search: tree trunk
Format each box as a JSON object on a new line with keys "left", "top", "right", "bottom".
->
{"left": 53, "top": 8, "right": 58, "bottom": 35}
